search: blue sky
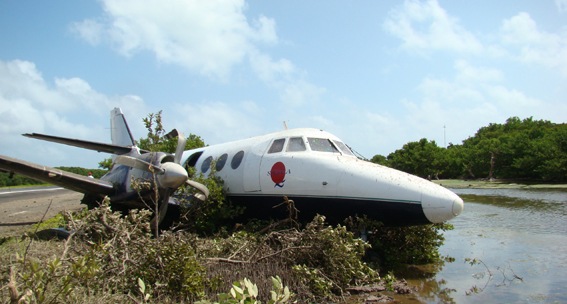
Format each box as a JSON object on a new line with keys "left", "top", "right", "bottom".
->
{"left": 1, "top": 0, "right": 566, "bottom": 168}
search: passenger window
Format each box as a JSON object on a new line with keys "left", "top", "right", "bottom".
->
{"left": 268, "top": 138, "right": 286, "bottom": 153}
{"left": 286, "top": 137, "right": 306, "bottom": 152}
{"left": 216, "top": 153, "right": 228, "bottom": 171}
{"left": 231, "top": 151, "right": 245, "bottom": 169}
{"left": 201, "top": 156, "right": 213, "bottom": 173}
{"left": 308, "top": 138, "right": 340, "bottom": 153}
{"left": 332, "top": 140, "right": 354, "bottom": 156}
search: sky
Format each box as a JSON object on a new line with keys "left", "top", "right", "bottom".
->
{"left": 1, "top": 0, "right": 566, "bottom": 168}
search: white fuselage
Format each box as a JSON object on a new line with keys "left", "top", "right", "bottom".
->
{"left": 180, "top": 128, "right": 463, "bottom": 225}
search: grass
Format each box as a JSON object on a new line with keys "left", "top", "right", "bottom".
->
{"left": 432, "top": 179, "right": 567, "bottom": 189}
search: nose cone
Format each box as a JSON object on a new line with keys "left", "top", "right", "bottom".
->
{"left": 421, "top": 186, "right": 464, "bottom": 223}
{"left": 452, "top": 196, "right": 464, "bottom": 217}
{"left": 158, "top": 162, "right": 188, "bottom": 189}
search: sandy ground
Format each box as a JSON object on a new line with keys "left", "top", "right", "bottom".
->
{"left": 0, "top": 190, "right": 84, "bottom": 238}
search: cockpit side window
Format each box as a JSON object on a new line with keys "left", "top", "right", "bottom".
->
{"left": 332, "top": 140, "right": 354, "bottom": 156}
{"left": 308, "top": 138, "right": 340, "bottom": 153}
{"left": 184, "top": 151, "right": 203, "bottom": 170}
{"left": 286, "top": 137, "right": 306, "bottom": 152}
{"left": 268, "top": 138, "right": 286, "bottom": 154}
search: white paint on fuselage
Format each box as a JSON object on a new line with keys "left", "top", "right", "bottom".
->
{"left": 179, "top": 128, "right": 464, "bottom": 224}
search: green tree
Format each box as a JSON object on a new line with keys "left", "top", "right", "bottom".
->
{"left": 386, "top": 138, "right": 446, "bottom": 178}
{"left": 447, "top": 117, "right": 566, "bottom": 181}
{"left": 137, "top": 111, "right": 205, "bottom": 153}
{"left": 369, "top": 154, "right": 388, "bottom": 166}
{"left": 443, "top": 143, "right": 466, "bottom": 178}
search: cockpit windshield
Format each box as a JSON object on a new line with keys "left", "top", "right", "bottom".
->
{"left": 308, "top": 138, "right": 340, "bottom": 153}
{"left": 287, "top": 137, "right": 306, "bottom": 152}
{"left": 266, "top": 136, "right": 354, "bottom": 156}
{"left": 332, "top": 140, "right": 354, "bottom": 156}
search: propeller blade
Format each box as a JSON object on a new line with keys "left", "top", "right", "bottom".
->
{"left": 165, "top": 129, "right": 186, "bottom": 164}
{"left": 114, "top": 155, "right": 164, "bottom": 173}
{"left": 186, "top": 179, "right": 209, "bottom": 201}
{"left": 175, "top": 132, "right": 186, "bottom": 164}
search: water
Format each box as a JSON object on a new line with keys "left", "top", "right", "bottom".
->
{"left": 403, "top": 188, "right": 567, "bottom": 303}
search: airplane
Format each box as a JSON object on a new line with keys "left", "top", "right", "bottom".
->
{"left": 0, "top": 108, "right": 209, "bottom": 231}
{"left": 0, "top": 107, "right": 464, "bottom": 228}
{"left": 180, "top": 128, "right": 464, "bottom": 226}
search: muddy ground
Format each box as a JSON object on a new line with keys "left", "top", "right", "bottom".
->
{"left": 433, "top": 179, "right": 567, "bottom": 189}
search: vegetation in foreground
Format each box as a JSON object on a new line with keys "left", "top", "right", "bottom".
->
{"left": 0, "top": 196, "right": 452, "bottom": 303}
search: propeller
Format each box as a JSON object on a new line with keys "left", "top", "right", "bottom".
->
{"left": 166, "top": 129, "right": 209, "bottom": 201}
{"left": 115, "top": 129, "right": 209, "bottom": 231}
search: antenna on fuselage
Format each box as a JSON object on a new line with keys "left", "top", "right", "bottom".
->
{"left": 347, "top": 144, "right": 368, "bottom": 161}
{"left": 283, "top": 121, "right": 288, "bottom": 130}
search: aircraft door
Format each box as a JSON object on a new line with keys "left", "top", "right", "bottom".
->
{"left": 243, "top": 142, "right": 270, "bottom": 192}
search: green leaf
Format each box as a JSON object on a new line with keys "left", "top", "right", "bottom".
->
{"left": 138, "top": 277, "right": 146, "bottom": 293}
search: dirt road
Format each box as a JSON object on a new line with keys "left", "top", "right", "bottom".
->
{"left": 0, "top": 187, "right": 84, "bottom": 237}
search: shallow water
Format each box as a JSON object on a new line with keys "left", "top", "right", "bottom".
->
{"left": 403, "top": 188, "right": 567, "bottom": 303}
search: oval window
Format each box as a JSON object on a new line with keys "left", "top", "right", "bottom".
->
{"left": 231, "top": 150, "right": 245, "bottom": 169}
{"left": 201, "top": 156, "right": 213, "bottom": 173}
{"left": 216, "top": 153, "right": 228, "bottom": 171}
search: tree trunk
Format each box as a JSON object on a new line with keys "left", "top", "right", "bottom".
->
{"left": 488, "top": 152, "right": 496, "bottom": 181}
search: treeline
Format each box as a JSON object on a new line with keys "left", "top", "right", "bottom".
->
{"left": 0, "top": 172, "right": 44, "bottom": 187}
{"left": 372, "top": 117, "right": 567, "bottom": 182}
{"left": 0, "top": 167, "right": 107, "bottom": 187}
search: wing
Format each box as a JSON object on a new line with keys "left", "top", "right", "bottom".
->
{"left": 0, "top": 155, "right": 115, "bottom": 196}
{"left": 23, "top": 133, "right": 136, "bottom": 155}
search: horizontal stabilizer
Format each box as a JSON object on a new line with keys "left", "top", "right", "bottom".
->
{"left": 23, "top": 133, "right": 148, "bottom": 155}
{"left": 0, "top": 154, "right": 115, "bottom": 196}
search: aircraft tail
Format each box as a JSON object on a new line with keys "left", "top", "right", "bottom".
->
{"left": 110, "top": 108, "right": 136, "bottom": 147}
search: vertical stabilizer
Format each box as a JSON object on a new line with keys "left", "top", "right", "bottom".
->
{"left": 110, "top": 108, "right": 136, "bottom": 147}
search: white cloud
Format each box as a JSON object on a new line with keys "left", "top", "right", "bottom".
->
{"left": 278, "top": 80, "right": 326, "bottom": 107}
{"left": 71, "top": 19, "right": 104, "bottom": 45}
{"left": 384, "top": 2, "right": 567, "bottom": 77}
{"left": 404, "top": 60, "right": 547, "bottom": 146}
{"left": 72, "top": 0, "right": 278, "bottom": 80}
{"left": 248, "top": 52, "right": 326, "bottom": 107}
{"left": 71, "top": 0, "right": 326, "bottom": 109}
{"left": 249, "top": 52, "right": 295, "bottom": 84}
{"left": 454, "top": 60, "right": 503, "bottom": 84}
{"left": 0, "top": 59, "right": 147, "bottom": 167}
{"left": 174, "top": 100, "right": 266, "bottom": 145}
{"left": 500, "top": 12, "right": 567, "bottom": 76}
{"left": 485, "top": 85, "right": 541, "bottom": 108}
{"left": 383, "top": 0, "right": 483, "bottom": 54}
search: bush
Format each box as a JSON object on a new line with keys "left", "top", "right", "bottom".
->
{"left": 2, "top": 192, "right": 451, "bottom": 303}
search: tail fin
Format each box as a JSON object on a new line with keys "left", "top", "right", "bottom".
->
{"left": 110, "top": 108, "right": 136, "bottom": 147}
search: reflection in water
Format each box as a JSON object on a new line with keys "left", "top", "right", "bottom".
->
{"left": 395, "top": 188, "right": 567, "bottom": 304}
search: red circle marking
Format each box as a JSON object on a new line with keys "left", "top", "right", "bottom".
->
{"left": 270, "top": 162, "right": 286, "bottom": 184}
